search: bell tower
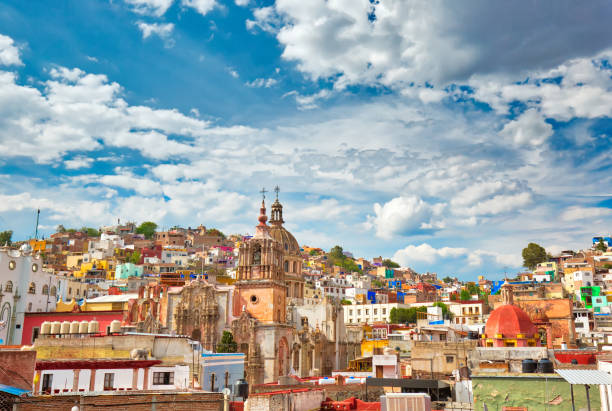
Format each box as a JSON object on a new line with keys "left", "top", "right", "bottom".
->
{"left": 235, "top": 189, "right": 287, "bottom": 323}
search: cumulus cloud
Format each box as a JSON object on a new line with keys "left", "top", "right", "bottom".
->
{"left": 136, "top": 22, "right": 175, "bottom": 46}
{"left": 561, "top": 206, "right": 612, "bottom": 221}
{"left": 393, "top": 243, "right": 468, "bottom": 265}
{"left": 245, "top": 78, "right": 278, "bottom": 88}
{"left": 181, "top": 0, "right": 217, "bottom": 16}
{"left": 64, "top": 156, "right": 94, "bottom": 170}
{"left": 499, "top": 109, "right": 553, "bottom": 146}
{"left": 0, "top": 34, "right": 22, "bottom": 66}
{"left": 366, "top": 196, "right": 444, "bottom": 239}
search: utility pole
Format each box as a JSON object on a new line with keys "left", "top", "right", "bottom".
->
{"left": 34, "top": 209, "right": 40, "bottom": 240}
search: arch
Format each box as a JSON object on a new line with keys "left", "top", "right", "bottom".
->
{"left": 42, "top": 285, "right": 49, "bottom": 295}
{"left": 130, "top": 304, "right": 139, "bottom": 323}
{"left": 50, "top": 286, "right": 57, "bottom": 296}
{"left": 278, "top": 337, "right": 289, "bottom": 377}
{"left": 28, "top": 282, "right": 36, "bottom": 294}
{"left": 284, "top": 260, "right": 289, "bottom": 272}
{"left": 252, "top": 244, "right": 261, "bottom": 265}
{"left": 4, "top": 281, "right": 12, "bottom": 293}
{"left": 292, "top": 261, "right": 297, "bottom": 273}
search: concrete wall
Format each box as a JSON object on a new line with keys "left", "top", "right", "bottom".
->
{"left": 0, "top": 349, "right": 36, "bottom": 390}
{"left": 468, "top": 347, "right": 548, "bottom": 373}
{"left": 245, "top": 389, "right": 326, "bottom": 411}
{"left": 473, "top": 375, "right": 601, "bottom": 411}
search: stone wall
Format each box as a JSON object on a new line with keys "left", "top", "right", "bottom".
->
{"left": 0, "top": 349, "right": 36, "bottom": 390}
{"left": 245, "top": 389, "right": 326, "bottom": 411}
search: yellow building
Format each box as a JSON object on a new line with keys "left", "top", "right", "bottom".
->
{"left": 28, "top": 239, "right": 48, "bottom": 252}
{"left": 75, "top": 259, "right": 116, "bottom": 280}
{"left": 361, "top": 339, "right": 389, "bottom": 357}
{"left": 56, "top": 293, "right": 137, "bottom": 312}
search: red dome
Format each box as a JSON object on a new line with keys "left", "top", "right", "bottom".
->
{"left": 485, "top": 304, "right": 537, "bottom": 338}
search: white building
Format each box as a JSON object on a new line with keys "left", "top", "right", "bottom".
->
{"left": 0, "top": 247, "right": 59, "bottom": 345}
{"left": 343, "top": 303, "right": 410, "bottom": 324}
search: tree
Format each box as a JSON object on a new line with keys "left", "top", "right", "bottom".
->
{"left": 382, "top": 259, "right": 400, "bottom": 268}
{"left": 309, "top": 249, "right": 318, "bottom": 256}
{"left": 522, "top": 242, "right": 547, "bottom": 270}
{"left": 329, "top": 245, "right": 344, "bottom": 260}
{"left": 340, "top": 299, "right": 352, "bottom": 305}
{"left": 81, "top": 227, "right": 100, "bottom": 237}
{"left": 442, "top": 276, "right": 454, "bottom": 284}
{"left": 596, "top": 239, "right": 608, "bottom": 252}
{"left": 216, "top": 331, "right": 238, "bottom": 353}
{"left": 129, "top": 250, "right": 141, "bottom": 265}
{"left": 460, "top": 289, "right": 471, "bottom": 301}
{"left": 136, "top": 222, "right": 158, "bottom": 239}
{"left": 206, "top": 228, "right": 226, "bottom": 238}
{"left": 56, "top": 225, "right": 66, "bottom": 233}
{"left": 0, "top": 230, "right": 12, "bottom": 246}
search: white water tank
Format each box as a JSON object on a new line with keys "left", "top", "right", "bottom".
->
{"left": 40, "top": 322, "right": 51, "bottom": 335}
{"left": 60, "top": 321, "right": 70, "bottom": 335}
{"left": 109, "top": 320, "right": 121, "bottom": 334}
{"left": 50, "top": 321, "right": 61, "bottom": 334}
{"left": 70, "top": 321, "right": 80, "bottom": 334}
{"left": 88, "top": 320, "right": 99, "bottom": 334}
{"left": 79, "top": 321, "right": 89, "bottom": 334}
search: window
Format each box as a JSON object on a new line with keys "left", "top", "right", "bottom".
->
{"left": 349, "top": 310, "right": 353, "bottom": 315}
{"left": 50, "top": 286, "right": 56, "bottom": 296}
{"left": 374, "top": 309, "right": 378, "bottom": 315}
{"left": 5, "top": 281, "right": 12, "bottom": 292}
{"left": 68, "top": 287, "right": 72, "bottom": 296}
{"left": 153, "top": 372, "right": 174, "bottom": 385}
{"left": 76, "top": 289, "right": 80, "bottom": 296}
{"left": 382, "top": 308, "right": 386, "bottom": 315}
{"left": 28, "top": 282, "right": 36, "bottom": 294}
{"left": 42, "top": 374, "right": 53, "bottom": 394}
{"left": 42, "top": 285, "right": 49, "bottom": 295}
{"left": 446, "top": 355, "right": 454, "bottom": 363}
{"left": 365, "top": 309, "right": 369, "bottom": 315}
{"left": 32, "top": 327, "right": 40, "bottom": 343}
{"left": 27, "top": 303, "right": 32, "bottom": 312}
{"left": 103, "top": 373, "right": 114, "bottom": 390}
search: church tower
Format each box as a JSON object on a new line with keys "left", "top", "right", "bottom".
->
{"left": 235, "top": 193, "right": 287, "bottom": 323}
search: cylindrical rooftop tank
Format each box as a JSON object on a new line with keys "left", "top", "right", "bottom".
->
{"left": 521, "top": 359, "right": 537, "bottom": 373}
{"left": 234, "top": 379, "right": 249, "bottom": 400}
{"left": 50, "top": 321, "right": 61, "bottom": 334}
{"left": 109, "top": 320, "right": 121, "bottom": 334}
{"left": 79, "top": 320, "right": 89, "bottom": 334}
{"left": 88, "top": 320, "right": 99, "bottom": 334}
{"left": 69, "top": 321, "right": 80, "bottom": 334}
{"left": 537, "top": 358, "right": 554, "bottom": 373}
{"left": 40, "top": 322, "right": 51, "bottom": 335}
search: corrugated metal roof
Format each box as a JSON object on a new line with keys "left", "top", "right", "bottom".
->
{"left": 0, "top": 384, "right": 29, "bottom": 396}
{"left": 556, "top": 369, "right": 612, "bottom": 385}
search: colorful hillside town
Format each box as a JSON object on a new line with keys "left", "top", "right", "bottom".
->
{"left": 0, "top": 193, "right": 611, "bottom": 410}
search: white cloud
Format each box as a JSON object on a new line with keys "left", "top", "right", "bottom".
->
{"left": 64, "top": 156, "right": 94, "bottom": 170}
{"left": 235, "top": 0, "right": 249, "bottom": 5}
{"left": 136, "top": 21, "right": 175, "bottom": 43}
{"left": 561, "top": 206, "right": 612, "bottom": 221}
{"left": 366, "top": 196, "right": 444, "bottom": 239}
{"left": 499, "top": 109, "right": 553, "bottom": 146}
{"left": 0, "top": 34, "right": 22, "bottom": 66}
{"left": 245, "top": 78, "right": 278, "bottom": 88}
{"left": 246, "top": 6, "right": 282, "bottom": 34}
{"left": 227, "top": 68, "right": 239, "bottom": 78}
{"left": 125, "top": 0, "right": 174, "bottom": 16}
{"left": 393, "top": 243, "right": 468, "bottom": 265}
{"left": 181, "top": 0, "right": 217, "bottom": 16}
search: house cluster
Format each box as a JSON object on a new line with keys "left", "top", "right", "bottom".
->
{"left": 1, "top": 197, "right": 612, "bottom": 410}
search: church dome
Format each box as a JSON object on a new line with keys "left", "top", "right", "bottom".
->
{"left": 269, "top": 225, "right": 300, "bottom": 256}
{"left": 485, "top": 304, "right": 537, "bottom": 338}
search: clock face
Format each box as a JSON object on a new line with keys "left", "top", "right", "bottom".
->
{"left": 8, "top": 260, "right": 15, "bottom": 270}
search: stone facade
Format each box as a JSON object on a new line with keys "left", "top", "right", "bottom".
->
{"left": 173, "top": 281, "right": 219, "bottom": 351}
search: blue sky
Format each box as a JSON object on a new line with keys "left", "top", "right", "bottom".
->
{"left": 1, "top": 0, "right": 612, "bottom": 280}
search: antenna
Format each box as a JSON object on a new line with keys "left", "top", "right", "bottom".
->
{"left": 34, "top": 209, "right": 40, "bottom": 240}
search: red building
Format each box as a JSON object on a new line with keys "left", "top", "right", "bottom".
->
{"left": 22, "top": 311, "right": 124, "bottom": 345}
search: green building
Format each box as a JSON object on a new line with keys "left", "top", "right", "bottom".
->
{"left": 580, "top": 286, "right": 608, "bottom": 312}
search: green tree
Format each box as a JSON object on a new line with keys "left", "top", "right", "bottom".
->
{"left": 81, "top": 227, "right": 100, "bottom": 237}
{"left": 309, "top": 249, "right": 318, "bottom": 256}
{"left": 0, "top": 230, "right": 12, "bottom": 246}
{"left": 216, "top": 331, "right": 238, "bottom": 353}
{"left": 382, "top": 259, "right": 400, "bottom": 268}
{"left": 442, "top": 276, "right": 454, "bottom": 284}
{"left": 460, "top": 289, "right": 471, "bottom": 301}
{"left": 340, "top": 299, "right": 352, "bottom": 305}
{"left": 130, "top": 250, "right": 141, "bottom": 264}
{"left": 206, "top": 228, "right": 226, "bottom": 238}
{"left": 329, "top": 245, "right": 345, "bottom": 260}
{"left": 136, "top": 221, "right": 158, "bottom": 239}
{"left": 522, "top": 242, "right": 547, "bottom": 270}
{"left": 56, "top": 225, "right": 66, "bottom": 233}
{"left": 596, "top": 239, "right": 608, "bottom": 252}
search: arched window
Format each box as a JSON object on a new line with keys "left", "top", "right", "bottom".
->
{"left": 68, "top": 287, "right": 72, "bottom": 296}
{"left": 42, "top": 285, "right": 49, "bottom": 295}
{"left": 252, "top": 244, "right": 261, "bottom": 265}
{"left": 292, "top": 261, "right": 297, "bottom": 273}
{"left": 50, "top": 286, "right": 57, "bottom": 296}
{"left": 5, "top": 281, "right": 12, "bottom": 293}
{"left": 27, "top": 303, "right": 32, "bottom": 312}
{"left": 28, "top": 282, "right": 36, "bottom": 294}
{"left": 76, "top": 289, "right": 80, "bottom": 296}
{"left": 284, "top": 261, "right": 289, "bottom": 272}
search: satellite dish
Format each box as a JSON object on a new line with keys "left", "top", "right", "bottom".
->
{"left": 222, "top": 387, "right": 231, "bottom": 396}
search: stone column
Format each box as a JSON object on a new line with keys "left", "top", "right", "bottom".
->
{"left": 143, "top": 367, "right": 150, "bottom": 390}
{"left": 89, "top": 369, "right": 96, "bottom": 392}
{"left": 132, "top": 369, "right": 139, "bottom": 390}
{"left": 72, "top": 370, "right": 80, "bottom": 391}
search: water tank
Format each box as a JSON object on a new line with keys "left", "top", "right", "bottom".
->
{"left": 109, "top": 320, "right": 121, "bottom": 334}
{"left": 522, "top": 359, "right": 537, "bottom": 373}
{"left": 40, "top": 322, "right": 51, "bottom": 335}
{"left": 69, "top": 321, "right": 80, "bottom": 334}
{"left": 88, "top": 320, "right": 99, "bottom": 334}
{"left": 537, "top": 358, "right": 554, "bottom": 373}
{"left": 60, "top": 321, "right": 70, "bottom": 335}
{"left": 233, "top": 379, "right": 249, "bottom": 400}
{"left": 79, "top": 321, "right": 89, "bottom": 334}
{"left": 50, "top": 321, "right": 61, "bottom": 334}
{"left": 468, "top": 331, "right": 479, "bottom": 340}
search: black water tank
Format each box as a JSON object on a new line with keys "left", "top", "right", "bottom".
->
{"left": 537, "top": 358, "right": 554, "bottom": 373}
{"left": 468, "top": 331, "right": 479, "bottom": 340}
{"left": 234, "top": 378, "right": 249, "bottom": 399}
{"left": 522, "top": 359, "right": 537, "bottom": 373}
